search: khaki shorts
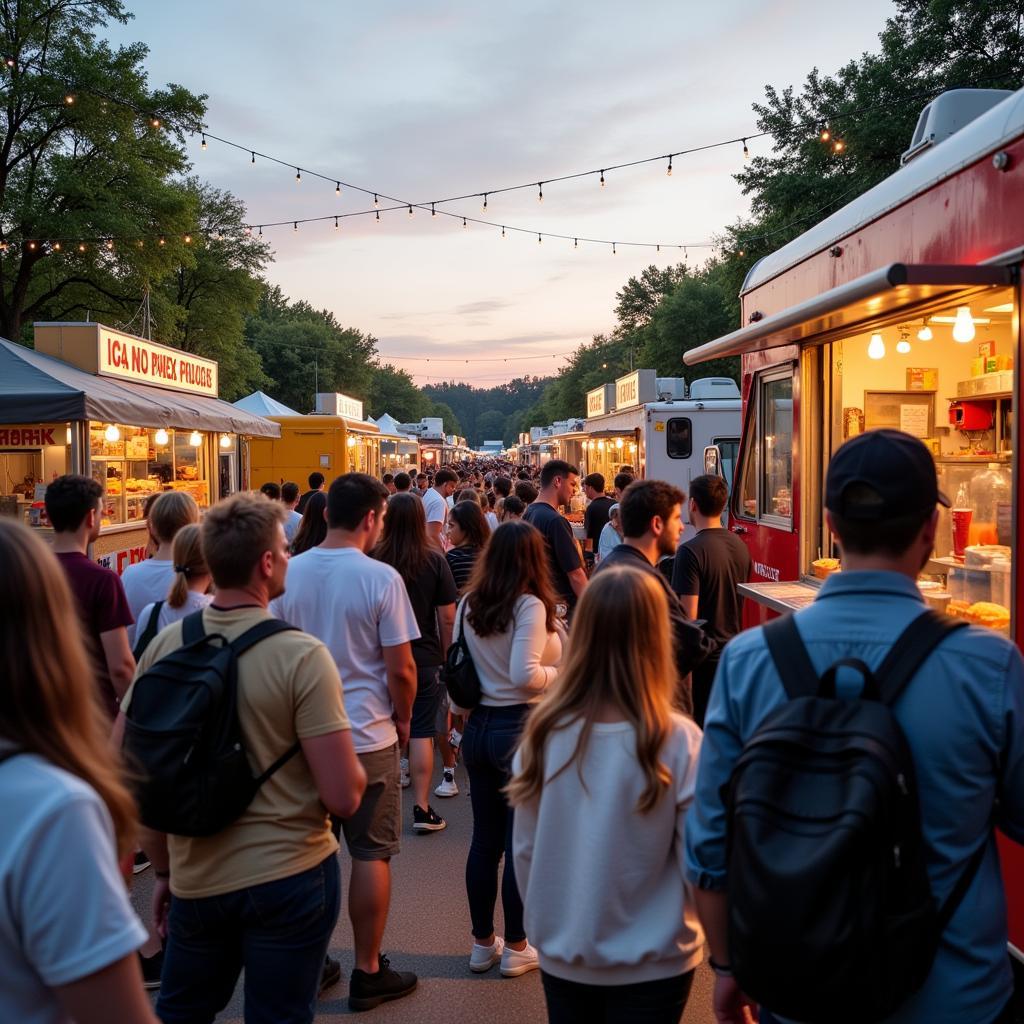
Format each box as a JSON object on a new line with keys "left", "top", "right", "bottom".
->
{"left": 339, "top": 743, "right": 401, "bottom": 861}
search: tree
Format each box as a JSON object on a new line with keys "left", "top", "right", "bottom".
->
{"left": 475, "top": 409, "right": 506, "bottom": 442}
{"left": 367, "top": 363, "right": 431, "bottom": 421}
{"left": 614, "top": 263, "right": 689, "bottom": 335}
{"left": 0, "top": 0, "right": 206, "bottom": 340}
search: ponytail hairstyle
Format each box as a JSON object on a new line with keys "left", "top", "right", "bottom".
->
{"left": 168, "top": 523, "right": 207, "bottom": 608}
{"left": 508, "top": 565, "right": 675, "bottom": 815}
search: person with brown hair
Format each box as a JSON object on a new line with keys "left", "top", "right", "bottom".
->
{"left": 290, "top": 490, "right": 327, "bottom": 555}
{"left": 373, "top": 493, "right": 458, "bottom": 831}
{"left": 122, "top": 490, "right": 199, "bottom": 644}
{"left": 0, "top": 521, "right": 157, "bottom": 1024}
{"left": 458, "top": 521, "right": 562, "bottom": 979}
{"left": 445, "top": 500, "right": 490, "bottom": 596}
{"left": 133, "top": 524, "right": 213, "bottom": 658}
{"left": 509, "top": 566, "right": 704, "bottom": 1023}
{"left": 123, "top": 492, "right": 366, "bottom": 1023}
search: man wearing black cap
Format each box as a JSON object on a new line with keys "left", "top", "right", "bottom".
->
{"left": 684, "top": 430, "right": 1024, "bottom": 1024}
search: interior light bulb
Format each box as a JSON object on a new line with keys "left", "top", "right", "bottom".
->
{"left": 154, "top": 428, "right": 169, "bottom": 446}
{"left": 104, "top": 424, "right": 120, "bottom": 442}
{"left": 347, "top": 436, "right": 357, "bottom": 448}
{"left": 917, "top": 322, "right": 933, "bottom": 341}
{"left": 868, "top": 334, "right": 886, "bottom": 360}
{"left": 189, "top": 430, "right": 202, "bottom": 447}
{"left": 896, "top": 339, "right": 912, "bottom": 355}
{"left": 952, "top": 306, "right": 976, "bottom": 343}
{"left": 219, "top": 433, "right": 231, "bottom": 449}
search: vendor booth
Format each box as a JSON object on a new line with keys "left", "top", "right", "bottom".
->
{"left": 0, "top": 324, "right": 280, "bottom": 572}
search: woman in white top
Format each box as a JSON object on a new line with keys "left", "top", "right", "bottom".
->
{"left": 458, "top": 520, "right": 562, "bottom": 980}
{"left": 134, "top": 524, "right": 213, "bottom": 658}
{"left": 122, "top": 490, "right": 199, "bottom": 644}
{"left": 0, "top": 521, "right": 156, "bottom": 1024}
{"left": 509, "top": 566, "right": 704, "bottom": 1024}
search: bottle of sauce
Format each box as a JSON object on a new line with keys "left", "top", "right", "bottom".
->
{"left": 951, "top": 482, "right": 972, "bottom": 560}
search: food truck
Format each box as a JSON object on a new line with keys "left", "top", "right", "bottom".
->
{"left": 245, "top": 392, "right": 385, "bottom": 487}
{"left": 583, "top": 371, "right": 742, "bottom": 510}
{"left": 683, "top": 86, "right": 1024, "bottom": 983}
{"left": 0, "top": 323, "right": 279, "bottom": 572}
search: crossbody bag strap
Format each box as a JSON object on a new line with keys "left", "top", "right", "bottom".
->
{"left": 763, "top": 614, "right": 820, "bottom": 700}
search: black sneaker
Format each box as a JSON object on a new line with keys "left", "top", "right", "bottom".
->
{"left": 139, "top": 948, "right": 163, "bottom": 991}
{"left": 412, "top": 805, "right": 446, "bottom": 833}
{"left": 133, "top": 850, "right": 151, "bottom": 875}
{"left": 348, "top": 954, "right": 417, "bottom": 1011}
{"left": 319, "top": 954, "right": 341, "bottom": 995}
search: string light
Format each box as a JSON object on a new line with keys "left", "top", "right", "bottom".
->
{"left": 407, "top": 203, "right": 413, "bottom": 217}
{"left": 201, "top": 133, "right": 207, "bottom": 150}
{"left": 833, "top": 139, "right": 845, "bottom": 153}
{"left": 537, "top": 182, "right": 543, "bottom": 202}
{"left": 52, "top": 242, "right": 61, "bottom": 251}
{"left": 482, "top": 193, "right": 488, "bottom": 212}
{"left": 373, "top": 194, "right": 379, "bottom": 207}
{"left": 251, "top": 151, "right": 255, "bottom": 164}
{"left": 599, "top": 169, "right": 605, "bottom": 187}
{"left": 820, "top": 126, "right": 831, "bottom": 142}
{"left": 612, "top": 242, "right": 617, "bottom": 255}
{"left": 295, "top": 167, "right": 301, "bottom": 183}
{"left": 537, "top": 233, "right": 542, "bottom": 244}
{"left": 431, "top": 202, "right": 436, "bottom": 216}
{"left": 293, "top": 221, "right": 297, "bottom": 232}
{"left": 667, "top": 156, "right": 672, "bottom": 176}
{"left": 462, "top": 216, "right": 467, "bottom": 229}
{"left": 184, "top": 234, "right": 192, "bottom": 243}
{"left": 64, "top": 94, "right": 74, "bottom": 105}
{"left": 335, "top": 181, "right": 341, "bottom": 196}
{"left": 78, "top": 243, "right": 86, "bottom": 252}
{"left": 574, "top": 238, "right": 578, "bottom": 249}
{"left": 150, "top": 117, "right": 160, "bottom": 128}
{"left": 334, "top": 216, "right": 339, "bottom": 230}
{"left": 375, "top": 210, "right": 380, "bottom": 222}
{"left": 742, "top": 138, "right": 750, "bottom": 160}
{"left": 501, "top": 226, "right": 506, "bottom": 238}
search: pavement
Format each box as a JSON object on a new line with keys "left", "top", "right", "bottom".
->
{"left": 130, "top": 753, "right": 718, "bottom": 1023}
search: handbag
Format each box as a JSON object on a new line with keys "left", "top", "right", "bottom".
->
{"left": 441, "top": 599, "right": 482, "bottom": 709}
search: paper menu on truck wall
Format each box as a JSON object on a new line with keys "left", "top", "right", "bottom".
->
{"left": 899, "top": 403, "right": 930, "bottom": 438}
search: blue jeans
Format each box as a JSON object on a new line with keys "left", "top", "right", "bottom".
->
{"left": 156, "top": 855, "right": 341, "bottom": 1024}
{"left": 462, "top": 703, "right": 529, "bottom": 943}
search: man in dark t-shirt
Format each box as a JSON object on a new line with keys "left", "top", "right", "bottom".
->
{"left": 671, "top": 473, "right": 751, "bottom": 727}
{"left": 46, "top": 475, "right": 135, "bottom": 718}
{"left": 582, "top": 473, "right": 615, "bottom": 566}
{"left": 523, "top": 460, "right": 586, "bottom": 612}
{"left": 296, "top": 471, "right": 325, "bottom": 514}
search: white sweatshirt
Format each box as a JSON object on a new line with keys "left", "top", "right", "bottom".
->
{"left": 461, "top": 593, "right": 561, "bottom": 707}
{"left": 512, "top": 713, "right": 705, "bottom": 985}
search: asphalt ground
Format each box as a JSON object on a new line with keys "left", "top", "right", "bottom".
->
{"left": 130, "top": 752, "right": 718, "bottom": 1023}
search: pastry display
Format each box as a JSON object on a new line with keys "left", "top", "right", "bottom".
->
{"left": 812, "top": 558, "right": 840, "bottom": 579}
{"left": 946, "top": 599, "right": 1011, "bottom": 631}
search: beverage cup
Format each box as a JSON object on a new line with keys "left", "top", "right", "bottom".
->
{"left": 951, "top": 508, "right": 973, "bottom": 559}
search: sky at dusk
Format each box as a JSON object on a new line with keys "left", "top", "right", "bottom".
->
{"left": 107, "top": 0, "right": 897, "bottom": 387}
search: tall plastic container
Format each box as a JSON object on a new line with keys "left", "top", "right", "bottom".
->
{"left": 969, "top": 463, "right": 1011, "bottom": 547}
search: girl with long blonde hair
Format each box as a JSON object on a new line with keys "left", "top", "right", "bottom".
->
{"left": 509, "top": 565, "right": 704, "bottom": 1024}
{"left": 0, "top": 521, "right": 157, "bottom": 1023}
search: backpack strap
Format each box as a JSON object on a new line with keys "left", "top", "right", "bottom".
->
{"left": 181, "top": 609, "right": 207, "bottom": 646}
{"left": 874, "top": 610, "right": 970, "bottom": 708}
{"left": 763, "top": 614, "right": 821, "bottom": 699}
{"left": 132, "top": 601, "right": 165, "bottom": 660}
{"left": 229, "top": 618, "right": 298, "bottom": 657}
{"left": 937, "top": 835, "right": 989, "bottom": 935}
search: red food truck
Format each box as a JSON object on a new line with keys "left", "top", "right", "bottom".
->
{"left": 685, "top": 86, "right": 1024, "bottom": 988}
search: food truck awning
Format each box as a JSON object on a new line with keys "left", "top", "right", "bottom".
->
{"left": 0, "top": 337, "right": 281, "bottom": 437}
{"left": 683, "top": 263, "right": 1014, "bottom": 365}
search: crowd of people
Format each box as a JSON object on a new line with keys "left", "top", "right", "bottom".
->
{"left": 2, "top": 436, "right": 1023, "bottom": 1024}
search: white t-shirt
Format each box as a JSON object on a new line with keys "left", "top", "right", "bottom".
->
{"left": 121, "top": 558, "right": 175, "bottom": 643}
{"left": 284, "top": 508, "right": 303, "bottom": 543}
{"left": 271, "top": 547, "right": 420, "bottom": 752}
{"left": 0, "top": 751, "right": 147, "bottom": 1024}
{"left": 136, "top": 591, "right": 213, "bottom": 642}
{"left": 485, "top": 511, "right": 500, "bottom": 532}
{"left": 421, "top": 487, "right": 448, "bottom": 527}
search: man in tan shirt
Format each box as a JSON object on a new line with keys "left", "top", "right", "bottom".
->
{"left": 120, "top": 493, "right": 366, "bottom": 1024}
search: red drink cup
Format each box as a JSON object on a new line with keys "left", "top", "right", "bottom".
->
{"left": 951, "top": 507, "right": 973, "bottom": 559}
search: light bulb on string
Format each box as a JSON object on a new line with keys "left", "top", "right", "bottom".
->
{"left": 200, "top": 133, "right": 207, "bottom": 150}
{"left": 375, "top": 210, "right": 380, "bottom": 223}
{"left": 184, "top": 234, "right": 192, "bottom": 244}
{"left": 462, "top": 217, "right": 467, "bottom": 230}
{"left": 833, "top": 140, "right": 845, "bottom": 153}
{"left": 78, "top": 243, "right": 86, "bottom": 252}
{"left": 408, "top": 204, "right": 413, "bottom": 218}
{"left": 335, "top": 181, "right": 341, "bottom": 196}
{"left": 64, "top": 94, "right": 74, "bottom": 105}
{"left": 250, "top": 151, "right": 255, "bottom": 164}
{"left": 868, "top": 333, "right": 886, "bottom": 360}
{"left": 293, "top": 221, "right": 298, "bottom": 232}
{"left": 656, "top": 244, "right": 660, "bottom": 253}
{"left": 482, "top": 193, "right": 488, "bottom": 212}
{"left": 612, "top": 242, "right": 617, "bottom": 255}
{"left": 189, "top": 430, "right": 202, "bottom": 447}
{"left": 820, "top": 126, "right": 831, "bottom": 142}
{"left": 537, "top": 183, "right": 543, "bottom": 202}
{"left": 104, "top": 424, "right": 120, "bottom": 443}
{"left": 52, "top": 242, "right": 61, "bottom": 251}
{"left": 742, "top": 138, "right": 750, "bottom": 160}
{"left": 154, "top": 428, "right": 169, "bottom": 446}
{"left": 158, "top": 237, "right": 165, "bottom": 246}
{"left": 295, "top": 167, "right": 301, "bottom": 183}
{"left": 537, "top": 233, "right": 542, "bottom": 245}
{"left": 373, "top": 194, "right": 379, "bottom": 207}
{"left": 896, "top": 332, "right": 912, "bottom": 355}
{"left": 501, "top": 226, "right": 505, "bottom": 239}
{"left": 953, "top": 306, "right": 976, "bottom": 343}
{"left": 574, "top": 238, "right": 578, "bottom": 249}
{"left": 334, "top": 216, "right": 339, "bottom": 230}
{"left": 219, "top": 434, "right": 231, "bottom": 449}
{"left": 917, "top": 320, "right": 933, "bottom": 341}
{"left": 667, "top": 156, "right": 672, "bottom": 176}
{"left": 599, "top": 169, "right": 605, "bottom": 187}
{"left": 258, "top": 226, "right": 263, "bottom": 237}
{"left": 431, "top": 202, "right": 436, "bottom": 217}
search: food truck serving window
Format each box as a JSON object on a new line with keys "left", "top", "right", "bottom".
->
{"left": 665, "top": 418, "right": 692, "bottom": 459}
{"left": 736, "top": 366, "right": 794, "bottom": 528}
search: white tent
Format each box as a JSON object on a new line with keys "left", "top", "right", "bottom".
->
{"left": 374, "top": 412, "right": 407, "bottom": 435}
{"left": 233, "top": 390, "right": 300, "bottom": 417}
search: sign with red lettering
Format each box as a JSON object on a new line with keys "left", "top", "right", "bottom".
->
{"left": 97, "top": 326, "right": 218, "bottom": 398}
{"left": 96, "top": 543, "right": 149, "bottom": 575}
{"left": 0, "top": 423, "right": 64, "bottom": 448}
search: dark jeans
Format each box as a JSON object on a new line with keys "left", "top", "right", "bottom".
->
{"left": 462, "top": 703, "right": 529, "bottom": 943}
{"left": 541, "top": 969, "right": 695, "bottom": 1024}
{"left": 157, "top": 855, "right": 341, "bottom": 1024}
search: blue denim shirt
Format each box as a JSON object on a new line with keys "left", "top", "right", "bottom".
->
{"left": 685, "top": 571, "right": 1024, "bottom": 1024}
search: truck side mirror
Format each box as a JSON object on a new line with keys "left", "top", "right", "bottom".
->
{"left": 703, "top": 445, "right": 721, "bottom": 477}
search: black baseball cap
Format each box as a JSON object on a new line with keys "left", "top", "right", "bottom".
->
{"left": 825, "top": 430, "right": 950, "bottom": 521}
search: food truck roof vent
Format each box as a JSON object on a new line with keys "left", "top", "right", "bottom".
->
{"left": 688, "top": 377, "right": 741, "bottom": 400}
{"left": 900, "top": 88, "right": 1014, "bottom": 165}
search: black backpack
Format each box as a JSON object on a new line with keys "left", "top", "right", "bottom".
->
{"left": 441, "top": 600, "right": 482, "bottom": 709}
{"left": 123, "top": 611, "right": 301, "bottom": 837}
{"left": 132, "top": 601, "right": 164, "bottom": 661}
{"left": 725, "top": 610, "right": 988, "bottom": 1024}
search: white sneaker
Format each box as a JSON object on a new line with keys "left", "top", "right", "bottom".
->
{"left": 469, "top": 936, "right": 504, "bottom": 973}
{"left": 500, "top": 941, "right": 539, "bottom": 977}
{"left": 434, "top": 768, "right": 459, "bottom": 798}
{"left": 400, "top": 758, "right": 410, "bottom": 789}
